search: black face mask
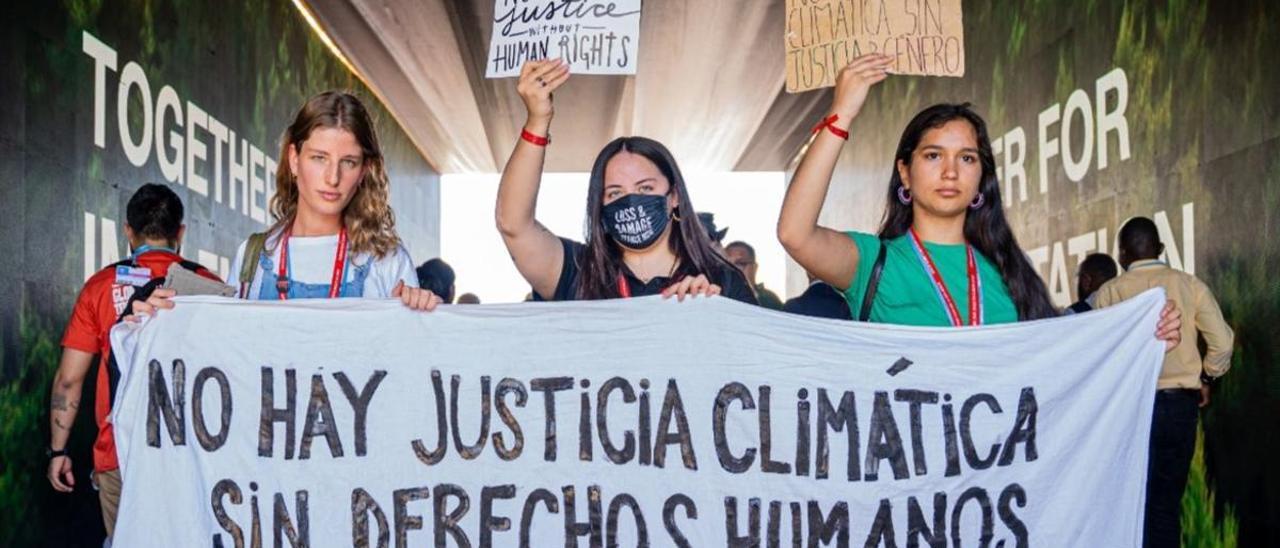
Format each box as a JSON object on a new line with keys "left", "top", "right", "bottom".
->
{"left": 601, "top": 193, "right": 671, "bottom": 250}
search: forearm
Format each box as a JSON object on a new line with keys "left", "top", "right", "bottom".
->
{"left": 49, "top": 375, "right": 82, "bottom": 450}
{"left": 49, "top": 348, "right": 94, "bottom": 450}
{"left": 778, "top": 128, "right": 846, "bottom": 248}
{"left": 495, "top": 116, "right": 551, "bottom": 239}
{"left": 1201, "top": 325, "right": 1234, "bottom": 377}
{"left": 1197, "top": 295, "right": 1235, "bottom": 377}
{"left": 777, "top": 121, "right": 860, "bottom": 289}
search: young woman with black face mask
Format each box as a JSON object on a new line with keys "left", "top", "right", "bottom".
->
{"left": 778, "top": 55, "right": 1181, "bottom": 349}
{"left": 496, "top": 59, "right": 756, "bottom": 304}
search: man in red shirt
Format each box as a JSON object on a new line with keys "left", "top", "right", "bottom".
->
{"left": 47, "top": 184, "right": 221, "bottom": 538}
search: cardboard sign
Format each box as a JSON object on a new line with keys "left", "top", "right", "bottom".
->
{"left": 486, "top": 0, "right": 642, "bottom": 78}
{"left": 785, "top": 0, "right": 966, "bottom": 92}
{"left": 109, "top": 291, "right": 1165, "bottom": 546}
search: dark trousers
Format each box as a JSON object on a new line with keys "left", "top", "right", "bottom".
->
{"left": 1143, "top": 389, "right": 1200, "bottom": 548}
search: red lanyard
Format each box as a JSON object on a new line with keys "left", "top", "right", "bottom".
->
{"left": 907, "top": 228, "right": 983, "bottom": 326}
{"left": 616, "top": 273, "right": 687, "bottom": 298}
{"left": 276, "top": 227, "right": 348, "bottom": 300}
{"left": 617, "top": 274, "right": 632, "bottom": 298}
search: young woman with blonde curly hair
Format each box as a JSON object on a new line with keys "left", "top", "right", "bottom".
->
{"left": 226, "top": 91, "right": 438, "bottom": 309}
{"left": 135, "top": 91, "right": 441, "bottom": 314}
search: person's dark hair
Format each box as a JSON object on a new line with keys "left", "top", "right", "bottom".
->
{"left": 577, "top": 137, "right": 734, "bottom": 299}
{"left": 415, "top": 258, "right": 456, "bottom": 303}
{"left": 1119, "top": 217, "right": 1163, "bottom": 260}
{"left": 879, "top": 103, "right": 1057, "bottom": 320}
{"left": 1079, "top": 253, "right": 1118, "bottom": 281}
{"left": 1077, "top": 253, "right": 1118, "bottom": 300}
{"left": 725, "top": 241, "right": 756, "bottom": 262}
{"left": 698, "top": 212, "right": 728, "bottom": 243}
{"left": 126, "top": 183, "right": 184, "bottom": 243}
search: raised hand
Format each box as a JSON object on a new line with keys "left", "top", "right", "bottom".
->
{"left": 516, "top": 59, "right": 571, "bottom": 129}
{"left": 830, "top": 54, "right": 894, "bottom": 123}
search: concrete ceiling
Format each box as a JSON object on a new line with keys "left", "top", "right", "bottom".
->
{"left": 304, "top": 0, "right": 833, "bottom": 174}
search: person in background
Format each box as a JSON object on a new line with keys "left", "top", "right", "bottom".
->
{"left": 697, "top": 212, "right": 729, "bottom": 255}
{"left": 784, "top": 272, "right": 853, "bottom": 320}
{"left": 725, "top": 241, "right": 784, "bottom": 310}
{"left": 416, "top": 258, "right": 457, "bottom": 304}
{"left": 133, "top": 92, "right": 441, "bottom": 316}
{"left": 1064, "top": 252, "right": 1118, "bottom": 314}
{"left": 1093, "top": 217, "right": 1234, "bottom": 548}
{"left": 456, "top": 293, "right": 481, "bottom": 304}
{"left": 49, "top": 183, "right": 221, "bottom": 539}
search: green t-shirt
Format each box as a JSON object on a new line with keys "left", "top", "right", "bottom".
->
{"left": 842, "top": 231, "right": 1018, "bottom": 326}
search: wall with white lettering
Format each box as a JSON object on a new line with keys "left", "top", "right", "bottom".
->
{"left": 784, "top": 1, "right": 1279, "bottom": 543}
{"left": 0, "top": 2, "right": 439, "bottom": 545}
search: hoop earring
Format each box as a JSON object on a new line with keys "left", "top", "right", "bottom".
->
{"left": 671, "top": 208, "right": 682, "bottom": 222}
{"left": 897, "top": 187, "right": 912, "bottom": 204}
{"left": 969, "top": 192, "right": 985, "bottom": 209}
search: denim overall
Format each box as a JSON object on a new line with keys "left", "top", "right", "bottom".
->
{"left": 253, "top": 247, "right": 371, "bottom": 300}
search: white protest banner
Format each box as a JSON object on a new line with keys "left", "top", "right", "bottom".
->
{"left": 485, "top": 0, "right": 641, "bottom": 78}
{"left": 785, "top": 0, "right": 966, "bottom": 93}
{"left": 110, "top": 289, "right": 1164, "bottom": 546}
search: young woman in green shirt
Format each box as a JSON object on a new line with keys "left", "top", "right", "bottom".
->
{"left": 778, "top": 55, "right": 1181, "bottom": 344}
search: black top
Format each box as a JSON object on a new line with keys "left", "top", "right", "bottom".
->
{"left": 755, "top": 284, "right": 785, "bottom": 310}
{"left": 783, "top": 282, "right": 853, "bottom": 320}
{"left": 536, "top": 238, "right": 758, "bottom": 305}
{"left": 1067, "top": 300, "right": 1093, "bottom": 314}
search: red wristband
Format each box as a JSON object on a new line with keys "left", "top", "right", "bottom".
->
{"left": 521, "top": 128, "right": 550, "bottom": 146}
{"left": 811, "top": 114, "right": 849, "bottom": 140}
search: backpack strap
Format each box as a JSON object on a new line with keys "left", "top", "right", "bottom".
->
{"left": 105, "top": 258, "right": 138, "bottom": 270}
{"left": 105, "top": 256, "right": 213, "bottom": 408}
{"left": 238, "top": 232, "right": 269, "bottom": 298}
{"left": 858, "top": 238, "right": 889, "bottom": 322}
{"left": 108, "top": 276, "right": 169, "bottom": 408}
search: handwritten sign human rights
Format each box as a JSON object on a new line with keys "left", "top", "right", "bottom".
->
{"left": 785, "top": 0, "right": 966, "bottom": 93}
{"left": 486, "top": 0, "right": 642, "bottom": 78}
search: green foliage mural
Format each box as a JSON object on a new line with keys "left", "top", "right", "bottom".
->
{"left": 0, "top": 305, "right": 96, "bottom": 546}
{"left": 1182, "top": 426, "right": 1238, "bottom": 548}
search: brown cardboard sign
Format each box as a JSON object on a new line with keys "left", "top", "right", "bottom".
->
{"left": 785, "top": 0, "right": 965, "bottom": 93}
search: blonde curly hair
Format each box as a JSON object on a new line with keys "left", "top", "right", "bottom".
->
{"left": 268, "top": 91, "right": 400, "bottom": 258}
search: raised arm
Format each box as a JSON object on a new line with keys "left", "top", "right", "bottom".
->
{"left": 495, "top": 59, "right": 572, "bottom": 299}
{"left": 777, "top": 54, "right": 893, "bottom": 291}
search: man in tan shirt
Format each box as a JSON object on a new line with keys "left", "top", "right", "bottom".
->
{"left": 1094, "top": 217, "right": 1234, "bottom": 548}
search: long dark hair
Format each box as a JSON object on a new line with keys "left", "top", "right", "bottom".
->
{"left": 879, "top": 103, "right": 1057, "bottom": 320}
{"left": 576, "top": 137, "right": 731, "bottom": 299}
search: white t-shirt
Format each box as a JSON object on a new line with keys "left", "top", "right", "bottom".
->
{"left": 229, "top": 231, "right": 418, "bottom": 299}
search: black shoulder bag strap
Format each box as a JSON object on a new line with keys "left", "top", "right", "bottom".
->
{"left": 107, "top": 276, "right": 170, "bottom": 408}
{"left": 107, "top": 259, "right": 205, "bottom": 407}
{"left": 858, "top": 238, "right": 889, "bottom": 322}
